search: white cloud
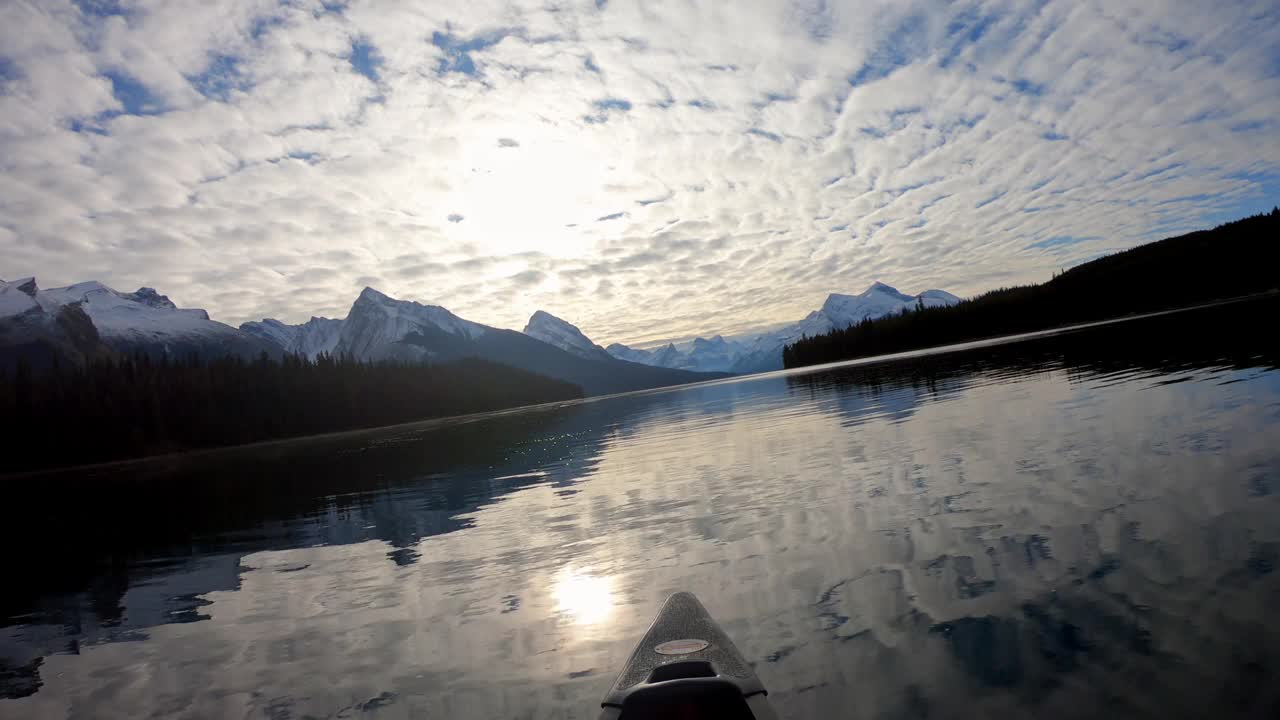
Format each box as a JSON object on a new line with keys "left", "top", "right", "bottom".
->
{"left": 1, "top": 0, "right": 1277, "bottom": 345}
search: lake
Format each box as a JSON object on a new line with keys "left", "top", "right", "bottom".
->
{"left": 3, "top": 298, "right": 1280, "bottom": 719}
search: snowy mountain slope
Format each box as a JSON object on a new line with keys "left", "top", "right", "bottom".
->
{"left": 606, "top": 282, "right": 962, "bottom": 374}
{"left": 240, "top": 316, "right": 342, "bottom": 360}
{"left": 522, "top": 311, "right": 613, "bottom": 362}
{"left": 0, "top": 277, "right": 115, "bottom": 371}
{"left": 39, "top": 281, "right": 280, "bottom": 361}
{"left": 604, "top": 342, "right": 653, "bottom": 365}
{"left": 0, "top": 278, "right": 40, "bottom": 320}
{"left": 918, "top": 289, "right": 962, "bottom": 306}
{"left": 0, "top": 278, "right": 280, "bottom": 366}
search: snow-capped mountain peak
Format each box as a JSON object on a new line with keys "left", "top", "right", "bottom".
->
{"left": 863, "top": 281, "right": 912, "bottom": 298}
{"left": 333, "top": 286, "right": 487, "bottom": 362}
{"left": 0, "top": 277, "right": 40, "bottom": 319}
{"left": 353, "top": 287, "right": 485, "bottom": 337}
{"left": 125, "top": 287, "right": 180, "bottom": 312}
{"left": 36, "top": 281, "right": 222, "bottom": 337}
{"left": 522, "top": 310, "right": 612, "bottom": 361}
{"left": 918, "top": 289, "right": 962, "bottom": 305}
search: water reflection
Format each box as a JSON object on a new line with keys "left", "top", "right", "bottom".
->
{"left": 554, "top": 567, "right": 617, "bottom": 626}
{"left": 1, "top": 297, "right": 1279, "bottom": 718}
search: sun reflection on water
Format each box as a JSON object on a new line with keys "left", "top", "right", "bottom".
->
{"left": 553, "top": 566, "right": 616, "bottom": 625}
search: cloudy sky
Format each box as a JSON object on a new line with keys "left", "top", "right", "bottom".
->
{"left": 2, "top": 0, "right": 1277, "bottom": 345}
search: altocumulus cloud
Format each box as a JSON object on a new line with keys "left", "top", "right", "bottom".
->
{"left": 1, "top": 0, "right": 1278, "bottom": 345}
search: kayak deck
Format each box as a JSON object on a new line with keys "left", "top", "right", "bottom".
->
{"left": 599, "top": 592, "right": 778, "bottom": 719}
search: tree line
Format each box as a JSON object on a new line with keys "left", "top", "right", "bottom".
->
{"left": 0, "top": 353, "right": 584, "bottom": 473}
{"left": 784, "top": 208, "right": 1280, "bottom": 368}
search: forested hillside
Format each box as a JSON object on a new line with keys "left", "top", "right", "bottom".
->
{"left": 0, "top": 354, "right": 583, "bottom": 473}
{"left": 784, "top": 209, "right": 1280, "bottom": 368}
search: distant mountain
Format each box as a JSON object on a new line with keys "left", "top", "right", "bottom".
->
{"left": 0, "top": 277, "right": 276, "bottom": 370}
{"left": 606, "top": 335, "right": 745, "bottom": 373}
{"left": 240, "top": 316, "right": 342, "bottom": 361}
{"left": 522, "top": 310, "right": 614, "bottom": 362}
{"left": 606, "top": 282, "right": 961, "bottom": 374}
{"left": 243, "top": 288, "right": 723, "bottom": 396}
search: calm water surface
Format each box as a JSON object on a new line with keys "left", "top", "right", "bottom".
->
{"left": 3, "top": 301, "right": 1280, "bottom": 719}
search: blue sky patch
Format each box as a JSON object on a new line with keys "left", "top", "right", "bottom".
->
{"left": 584, "top": 97, "right": 632, "bottom": 123}
{"left": 0, "top": 56, "right": 18, "bottom": 92}
{"left": 105, "top": 71, "right": 162, "bottom": 115}
{"left": 636, "top": 193, "right": 672, "bottom": 206}
{"left": 350, "top": 39, "right": 382, "bottom": 82}
{"left": 1025, "top": 235, "right": 1095, "bottom": 251}
{"left": 848, "top": 14, "right": 927, "bottom": 87}
{"left": 1200, "top": 171, "right": 1280, "bottom": 226}
{"left": 1143, "top": 31, "right": 1191, "bottom": 53}
{"left": 72, "top": 0, "right": 129, "bottom": 17}
{"left": 755, "top": 92, "right": 795, "bottom": 108}
{"left": 189, "top": 54, "right": 250, "bottom": 101}
{"left": 1134, "top": 162, "right": 1185, "bottom": 182}
{"left": 432, "top": 28, "right": 514, "bottom": 76}
{"left": 68, "top": 118, "right": 108, "bottom": 135}
{"left": 974, "top": 189, "right": 1007, "bottom": 209}
{"left": 1230, "top": 119, "right": 1268, "bottom": 133}
{"left": 1010, "top": 78, "right": 1045, "bottom": 96}
{"left": 940, "top": 10, "right": 999, "bottom": 67}
{"left": 747, "top": 128, "right": 783, "bottom": 142}
{"left": 250, "top": 14, "right": 287, "bottom": 41}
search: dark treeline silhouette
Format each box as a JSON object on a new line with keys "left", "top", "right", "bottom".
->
{"left": 784, "top": 209, "right": 1280, "bottom": 368}
{"left": 0, "top": 353, "right": 583, "bottom": 473}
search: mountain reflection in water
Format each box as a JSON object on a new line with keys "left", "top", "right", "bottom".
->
{"left": 2, "top": 296, "right": 1279, "bottom": 719}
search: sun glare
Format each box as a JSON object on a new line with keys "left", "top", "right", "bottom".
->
{"left": 445, "top": 130, "right": 614, "bottom": 260}
{"left": 552, "top": 567, "right": 616, "bottom": 625}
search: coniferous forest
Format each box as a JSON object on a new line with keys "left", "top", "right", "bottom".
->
{"left": 784, "top": 209, "right": 1280, "bottom": 368}
{"left": 0, "top": 354, "right": 583, "bottom": 473}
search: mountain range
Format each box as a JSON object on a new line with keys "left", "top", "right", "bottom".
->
{"left": 0, "top": 279, "right": 717, "bottom": 396}
{"left": 1, "top": 276, "right": 959, "bottom": 391}
{"left": 603, "top": 282, "right": 960, "bottom": 373}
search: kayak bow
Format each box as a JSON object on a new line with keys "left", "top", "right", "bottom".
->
{"left": 599, "top": 592, "right": 779, "bottom": 719}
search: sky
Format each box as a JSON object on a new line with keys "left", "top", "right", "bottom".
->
{"left": 1, "top": 0, "right": 1278, "bottom": 346}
